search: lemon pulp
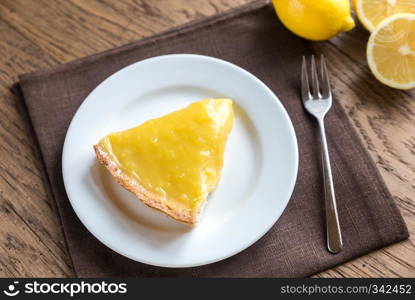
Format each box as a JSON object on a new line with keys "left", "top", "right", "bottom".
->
{"left": 367, "top": 13, "right": 415, "bottom": 89}
{"left": 354, "top": 0, "right": 415, "bottom": 32}
{"left": 99, "top": 99, "right": 234, "bottom": 213}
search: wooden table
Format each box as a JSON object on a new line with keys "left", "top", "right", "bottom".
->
{"left": 0, "top": 0, "right": 413, "bottom": 278}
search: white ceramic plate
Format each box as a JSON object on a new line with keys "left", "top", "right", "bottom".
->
{"left": 62, "top": 54, "right": 298, "bottom": 268}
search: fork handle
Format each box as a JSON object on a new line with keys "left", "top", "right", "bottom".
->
{"left": 318, "top": 119, "right": 343, "bottom": 254}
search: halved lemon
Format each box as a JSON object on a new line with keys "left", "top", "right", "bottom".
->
{"left": 367, "top": 13, "right": 415, "bottom": 90}
{"left": 354, "top": 0, "right": 415, "bottom": 32}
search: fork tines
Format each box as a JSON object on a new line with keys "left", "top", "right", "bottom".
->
{"left": 301, "top": 55, "right": 331, "bottom": 101}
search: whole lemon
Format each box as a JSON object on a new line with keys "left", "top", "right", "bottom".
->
{"left": 272, "top": 0, "right": 355, "bottom": 41}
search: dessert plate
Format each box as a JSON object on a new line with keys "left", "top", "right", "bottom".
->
{"left": 62, "top": 54, "right": 298, "bottom": 268}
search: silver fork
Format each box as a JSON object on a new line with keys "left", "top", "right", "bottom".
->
{"left": 301, "top": 55, "right": 343, "bottom": 254}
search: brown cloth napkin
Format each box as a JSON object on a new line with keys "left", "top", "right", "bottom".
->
{"left": 15, "top": 0, "right": 408, "bottom": 277}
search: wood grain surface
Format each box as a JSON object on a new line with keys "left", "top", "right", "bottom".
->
{"left": 0, "top": 0, "right": 413, "bottom": 277}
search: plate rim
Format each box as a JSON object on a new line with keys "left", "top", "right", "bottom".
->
{"left": 62, "top": 54, "right": 299, "bottom": 268}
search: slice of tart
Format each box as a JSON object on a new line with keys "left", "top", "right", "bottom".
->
{"left": 94, "top": 98, "right": 234, "bottom": 226}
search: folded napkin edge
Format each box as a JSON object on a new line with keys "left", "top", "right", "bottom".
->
{"left": 14, "top": 0, "right": 410, "bottom": 277}
{"left": 17, "top": 0, "right": 270, "bottom": 84}
{"left": 335, "top": 102, "right": 409, "bottom": 239}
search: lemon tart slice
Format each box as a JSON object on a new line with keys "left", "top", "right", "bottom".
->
{"left": 94, "top": 99, "right": 234, "bottom": 226}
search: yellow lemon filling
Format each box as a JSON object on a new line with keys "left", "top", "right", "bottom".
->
{"left": 99, "top": 99, "right": 234, "bottom": 216}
